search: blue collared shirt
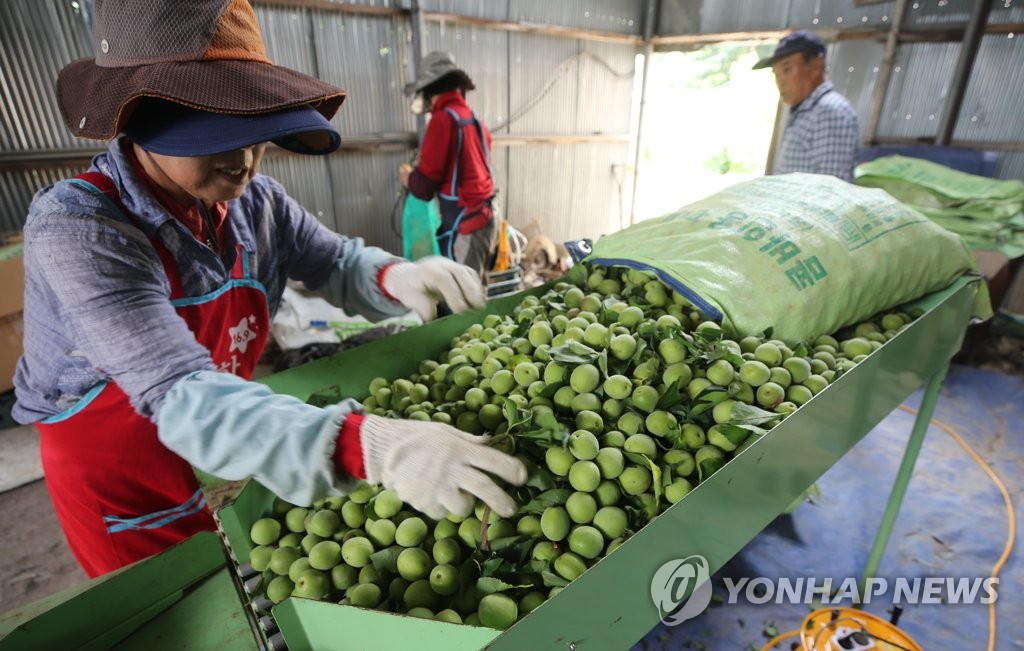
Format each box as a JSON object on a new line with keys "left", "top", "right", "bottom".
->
{"left": 13, "top": 137, "right": 404, "bottom": 424}
{"left": 773, "top": 81, "right": 860, "bottom": 182}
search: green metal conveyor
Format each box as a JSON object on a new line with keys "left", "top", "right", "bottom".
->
{"left": 0, "top": 275, "right": 983, "bottom": 651}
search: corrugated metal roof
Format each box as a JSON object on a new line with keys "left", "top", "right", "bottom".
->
{"left": 0, "top": 0, "right": 93, "bottom": 153}
{"left": 657, "top": 0, "right": 700, "bottom": 36}
{"left": 990, "top": 0, "right": 1024, "bottom": 24}
{"left": 657, "top": 0, "right": 1024, "bottom": 34}
{"left": 702, "top": 0, "right": 790, "bottom": 32}
{"left": 662, "top": 0, "right": 902, "bottom": 34}
{"left": 952, "top": 33, "right": 1024, "bottom": 142}
{"left": 661, "top": 0, "right": 1022, "bottom": 34}
{"left": 825, "top": 39, "right": 885, "bottom": 132}
{"left": 876, "top": 41, "right": 960, "bottom": 139}
{"left": 803, "top": 0, "right": 898, "bottom": 30}
{"left": 903, "top": 0, "right": 982, "bottom": 27}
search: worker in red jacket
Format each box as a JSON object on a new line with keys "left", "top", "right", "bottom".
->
{"left": 400, "top": 52, "right": 498, "bottom": 277}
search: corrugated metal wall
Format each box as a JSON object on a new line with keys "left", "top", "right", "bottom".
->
{"left": 4, "top": 1, "right": 1021, "bottom": 239}
{"left": 876, "top": 41, "right": 960, "bottom": 139}
{"left": 0, "top": 0, "right": 639, "bottom": 245}
{"left": 656, "top": 0, "right": 1024, "bottom": 181}
{"left": 0, "top": 1, "right": 93, "bottom": 154}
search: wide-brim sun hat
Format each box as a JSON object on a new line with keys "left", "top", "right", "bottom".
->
{"left": 404, "top": 51, "right": 475, "bottom": 96}
{"left": 56, "top": 0, "right": 346, "bottom": 155}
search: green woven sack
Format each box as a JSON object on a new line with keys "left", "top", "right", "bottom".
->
{"left": 402, "top": 193, "right": 441, "bottom": 260}
{"left": 586, "top": 173, "right": 990, "bottom": 343}
{"left": 855, "top": 155, "right": 1024, "bottom": 257}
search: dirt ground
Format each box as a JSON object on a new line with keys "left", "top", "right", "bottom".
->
{"left": 0, "top": 480, "right": 85, "bottom": 612}
{"left": 973, "top": 332, "right": 1024, "bottom": 377}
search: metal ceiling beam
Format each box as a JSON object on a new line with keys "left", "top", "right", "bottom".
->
{"left": 874, "top": 135, "right": 1024, "bottom": 152}
{"left": 864, "top": 0, "right": 910, "bottom": 145}
{"left": 420, "top": 11, "right": 643, "bottom": 45}
{"left": 629, "top": 0, "right": 660, "bottom": 227}
{"left": 252, "top": 0, "right": 407, "bottom": 17}
{"left": 936, "top": 0, "right": 995, "bottom": 145}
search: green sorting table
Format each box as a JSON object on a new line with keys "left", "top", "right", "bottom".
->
{"left": 0, "top": 532, "right": 255, "bottom": 651}
{"left": 0, "top": 275, "right": 982, "bottom": 651}
{"left": 219, "top": 275, "right": 983, "bottom": 651}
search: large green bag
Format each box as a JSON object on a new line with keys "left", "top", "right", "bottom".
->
{"left": 401, "top": 193, "right": 442, "bottom": 260}
{"left": 586, "top": 173, "right": 989, "bottom": 343}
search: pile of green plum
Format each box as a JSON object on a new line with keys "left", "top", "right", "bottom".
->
{"left": 247, "top": 264, "right": 918, "bottom": 629}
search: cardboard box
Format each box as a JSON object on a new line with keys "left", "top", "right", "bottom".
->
{"left": 0, "top": 241, "right": 25, "bottom": 393}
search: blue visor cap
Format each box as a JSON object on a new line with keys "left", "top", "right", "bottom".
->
{"left": 753, "top": 30, "right": 827, "bottom": 70}
{"left": 125, "top": 101, "right": 341, "bottom": 156}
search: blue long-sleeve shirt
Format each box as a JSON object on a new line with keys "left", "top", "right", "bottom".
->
{"left": 14, "top": 137, "right": 404, "bottom": 424}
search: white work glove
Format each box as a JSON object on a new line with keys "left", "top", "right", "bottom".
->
{"left": 382, "top": 256, "right": 487, "bottom": 321}
{"left": 360, "top": 415, "right": 527, "bottom": 520}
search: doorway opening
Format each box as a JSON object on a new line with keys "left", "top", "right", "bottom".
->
{"left": 632, "top": 42, "right": 779, "bottom": 222}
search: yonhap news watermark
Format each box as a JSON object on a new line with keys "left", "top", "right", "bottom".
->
{"left": 721, "top": 575, "right": 999, "bottom": 606}
{"left": 651, "top": 555, "right": 999, "bottom": 626}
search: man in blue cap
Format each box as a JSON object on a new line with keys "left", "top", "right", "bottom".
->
{"left": 754, "top": 30, "right": 859, "bottom": 181}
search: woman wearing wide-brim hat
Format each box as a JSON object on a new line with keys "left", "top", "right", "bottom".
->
{"left": 400, "top": 51, "right": 499, "bottom": 276}
{"left": 12, "top": 0, "right": 524, "bottom": 578}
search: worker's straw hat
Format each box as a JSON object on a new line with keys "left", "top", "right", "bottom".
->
{"left": 404, "top": 51, "right": 475, "bottom": 97}
{"left": 57, "top": 0, "right": 345, "bottom": 155}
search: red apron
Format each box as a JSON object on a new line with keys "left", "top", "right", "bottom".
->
{"left": 36, "top": 173, "right": 270, "bottom": 578}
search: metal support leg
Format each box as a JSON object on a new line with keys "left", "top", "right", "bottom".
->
{"left": 858, "top": 362, "right": 950, "bottom": 603}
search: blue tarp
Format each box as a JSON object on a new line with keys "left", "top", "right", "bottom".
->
{"left": 636, "top": 365, "right": 1024, "bottom": 650}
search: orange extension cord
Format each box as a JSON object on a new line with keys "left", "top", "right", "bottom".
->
{"left": 760, "top": 405, "right": 1016, "bottom": 651}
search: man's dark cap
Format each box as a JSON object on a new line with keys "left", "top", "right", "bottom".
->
{"left": 753, "top": 30, "right": 826, "bottom": 69}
